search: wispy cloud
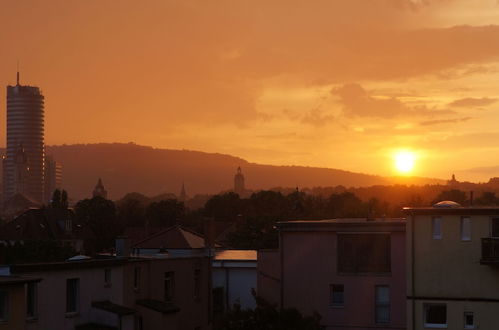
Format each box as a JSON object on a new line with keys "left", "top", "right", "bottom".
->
{"left": 448, "top": 97, "right": 497, "bottom": 108}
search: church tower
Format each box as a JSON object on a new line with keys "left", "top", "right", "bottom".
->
{"left": 234, "top": 167, "right": 245, "bottom": 196}
{"left": 92, "top": 178, "right": 108, "bottom": 199}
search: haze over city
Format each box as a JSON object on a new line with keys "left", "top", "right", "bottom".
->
{"left": 2, "top": 0, "right": 499, "bottom": 181}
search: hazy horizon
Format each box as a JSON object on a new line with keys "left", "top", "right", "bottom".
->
{"left": 2, "top": 1, "right": 499, "bottom": 182}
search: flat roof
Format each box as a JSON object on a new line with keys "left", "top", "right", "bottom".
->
{"left": 403, "top": 207, "right": 499, "bottom": 216}
{"left": 277, "top": 218, "right": 405, "bottom": 232}
{"left": 214, "top": 250, "right": 257, "bottom": 261}
{"left": 0, "top": 275, "right": 41, "bottom": 285}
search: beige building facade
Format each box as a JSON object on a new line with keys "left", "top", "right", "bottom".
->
{"left": 405, "top": 203, "right": 499, "bottom": 330}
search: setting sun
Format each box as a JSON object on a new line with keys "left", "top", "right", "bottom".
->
{"left": 394, "top": 151, "right": 416, "bottom": 174}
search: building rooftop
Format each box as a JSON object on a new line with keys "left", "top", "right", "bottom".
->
{"left": 214, "top": 249, "right": 257, "bottom": 261}
{"left": 403, "top": 205, "right": 499, "bottom": 215}
{"left": 133, "top": 224, "right": 221, "bottom": 249}
{"left": 0, "top": 275, "right": 41, "bottom": 285}
{"left": 277, "top": 218, "right": 406, "bottom": 231}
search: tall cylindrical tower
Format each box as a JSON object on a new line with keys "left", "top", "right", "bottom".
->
{"left": 3, "top": 73, "right": 45, "bottom": 203}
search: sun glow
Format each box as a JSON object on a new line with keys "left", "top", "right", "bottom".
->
{"left": 394, "top": 150, "right": 416, "bottom": 174}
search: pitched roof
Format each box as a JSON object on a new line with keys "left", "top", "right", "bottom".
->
{"left": 133, "top": 225, "right": 207, "bottom": 249}
{"left": 0, "top": 208, "right": 94, "bottom": 241}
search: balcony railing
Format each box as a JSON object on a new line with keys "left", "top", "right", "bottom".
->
{"left": 481, "top": 238, "right": 499, "bottom": 264}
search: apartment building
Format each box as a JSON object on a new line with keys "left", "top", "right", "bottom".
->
{"left": 0, "top": 275, "right": 41, "bottom": 329}
{"left": 258, "top": 218, "right": 406, "bottom": 330}
{"left": 8, "top": 253, "right": 211, "bottom": 330}
{"left": 405, "top": 201, "right": 499, "bottom": 330}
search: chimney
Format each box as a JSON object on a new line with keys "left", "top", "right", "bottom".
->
{"left": 470, "top": 191, "right": 474, "bottom": 206}
{"left": 115, "top": 236, "right": 131, "bottom": 258}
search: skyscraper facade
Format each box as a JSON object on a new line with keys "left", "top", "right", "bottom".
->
{"left": 3, "top": 73, "right": 45, "bottom": 203}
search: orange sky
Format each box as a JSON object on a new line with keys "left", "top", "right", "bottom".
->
{"left": 2, "top": 0, "right": 499, "bottom": 182}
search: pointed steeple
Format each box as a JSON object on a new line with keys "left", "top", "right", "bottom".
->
{"left": 179, "top": 182, "right": 187, "bottom": 202}
{"left": 16, "top": 61, "right": 20, "bottom": 86}
{"left": 93, "top": 178, "right": 108, "bottom": 199}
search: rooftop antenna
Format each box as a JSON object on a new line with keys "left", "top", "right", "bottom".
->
{"left": 16, "top": 61, "right": 19, "bottom": 86}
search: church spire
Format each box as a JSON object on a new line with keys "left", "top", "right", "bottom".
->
{"left": 16, "top": 61, "right": 20, "bottom": 86}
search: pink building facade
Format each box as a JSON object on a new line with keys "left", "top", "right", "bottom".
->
{"left": 258, "top": 219, "right": 406, "bottom": 330}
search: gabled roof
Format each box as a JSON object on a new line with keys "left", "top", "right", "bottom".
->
{"left": 0, "top": 208, "right": 94, "bottom": 241}
{"left": 133, "top": 225, "right": 209, "bottom": 249}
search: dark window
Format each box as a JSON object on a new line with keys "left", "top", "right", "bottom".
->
{"left": 26, "top": 282, "right": 37, "bottom": 318}
{"left": 424, "top": 304, "right": 446, "bottom": 327}
{"left": 66, "top": 278, "right": 79, "bottom": 313}
{"left": 135, "top": 315, "right": 143, "bottom": 330}
{"left": 338, "top": 234, "right": 391, "bottom": 273}
{"left": 213, "top": 287, "right": 225, "bottom": 313}
{"left": 194, "top": 269, "right": 201, "bottom": 301}
{"left": 492, "top": 218, "right": 499, "bottom": 237}
{"left": 134, "top": 267, "right": 141, "bottom": 290}
{"left": 375, "top": 286, "right": 390, "bottom": 324}
{"left": 464, "top": 312, "right": 474, "bottom": 329}
{"left": 329, "top": 284, "right": 344, "bottom": 307}
{"left": 164, "top": 272, "right": 175, "bottom": 302}
{"left": 0, "top": 291, "right": 8, "bottom": 322}
{"left": 104, "top": 269, "right": 111, "bottom": 286}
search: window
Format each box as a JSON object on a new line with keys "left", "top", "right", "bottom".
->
{"left": 461, "top": 217, "right": 471, "bottom": 241}
{"left": 134, "top": 267, "right": 141, "bottom": 290}
{"left": 135, "top": 315, "right": 143, "bottom": 330}
{"left": 26, "top": 282, "right": 37, "bottom": 318}
{"left": 375, "top": 286, "right": 390, "bottom": 324}
{"left": 464, "top": 312, "right": 474, "bottom": 329}
{"left": 329, "top": 284, "right": 344, "bottom": 307}
{"left": 66, "top": 278, "right": 79, "bottom": 313}
{"left": 0, "top": 291, "right": 8, "bottom": 322}
{"left": 338, "top": 234, "right": 391, "bottom": 273}
{"left": 433, "top": 217, "right": 442, "bottom": 239}
{"left": 492, "top": 218, "right": 499, "bottom": 237}
{"left": 104, "top": 269, "right": 111, "bottom": 287}
{"left": 424, "top": 304, "right": 447, "bottom": 328}
{"left": 164, "top": 272, "right": 175, "bottom": 302}
{"left": 194, "top": 269, "right": 201, "bottom": 301}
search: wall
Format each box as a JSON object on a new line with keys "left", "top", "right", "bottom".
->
{"left": 408, "top": 213, "right": 499, "bottom": 330}
{"left": 212, "top": 262, "right": 257, "bottom": 309}
{"left": 257, "top": 250, "right": 280, "bottom": 306}
{"left": 281, "top": 229, "right": 406, "bottom": 330}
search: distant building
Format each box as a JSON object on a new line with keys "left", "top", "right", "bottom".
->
{"left": 404, "top": 202, "right": 499, "bottom": 329}
{"left": 0, "top": 208, "right": 94, "bottom": 253}
{"left": 12, "top": 144, "right": 29, "bottom": 197}
{"left": 179, "top": 182, "right": 187, "bottom": 202}
{"left": 44, "top": 156, "right": 62, "bottom": 203}
{"left": 447, "top": 174, "right": 459, "bottom": 186}
{"left": 234, "top": 167, "right": 245, "bottom": 196}
{"left": 3, "top": 72, "right": 45, "bottom": 204}
{"left": 258, "top": 218, "right": 406, "bottom": 330}
{"left": 93, "top": 178, "right": 108, "bottom": 199}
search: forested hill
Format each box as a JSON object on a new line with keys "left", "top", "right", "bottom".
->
{"left": 34, "top": 143, "right": 444, "bottom": 201}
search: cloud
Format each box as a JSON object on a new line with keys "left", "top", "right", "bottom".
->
{"left": 331, "top": 83, "right": 407, "bottom": 118}
{"left": 301, "top": 108, "right": 335, "bottom": 127}
{"left": 331, "top": 83, "right": 455, "bottom": 119}
{"left": 448, "top": 97, "right": 498, "bottom": 108}
{"left": 419, "top": 117, "right": 472, "bottom": 126}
